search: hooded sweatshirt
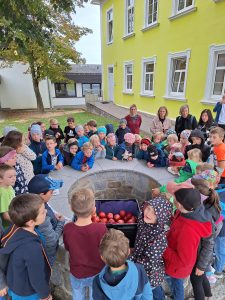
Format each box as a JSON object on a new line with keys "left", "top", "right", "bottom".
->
{"left": 92, "top": 260, "right": 153, "bottom": 300}
{"left": 0, "top": 225, "right": 51, "bottom": 298}
{"left": 130, "top": 197, "right": 172, "bottom": 287}
{"left": 163, "top": 205, "right": 212, "bottom": 278}
{"left": 184, "top": 129, "right": 211, "bottom": 162}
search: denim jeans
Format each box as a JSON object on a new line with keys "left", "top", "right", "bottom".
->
{"left": 152, "top": 286, "right": 165, "bottom": 300}
{"left": 214, "top": 236, "right": 225, "bottom": 273}
{"left": 166, "top": 276, "right": 184, "bottom": 300}
{"left": 70, "top": 273, "right": 95, "bottom": 300}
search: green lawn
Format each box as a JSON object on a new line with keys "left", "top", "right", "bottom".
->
{"left": 0, "top": 111, "right": 119, "bottom": 135}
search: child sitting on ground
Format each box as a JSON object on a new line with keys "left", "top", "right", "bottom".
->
{"left": 0, "top": 146, "right": 28, "bottom": 196}
{"left": 180, "top": 130, "right": 191, "bottom": 154}
{"left": 62, "top": 138, "right": 79, "bottom": 166}
{"left": 87, "top": 119, "right": 98, "bottom": 138}
{"left": 29, "top": 124, "right": 47, "bottom": 175}
{"left": 63, "top": 188, "right": 107, "bottom": 300}
{"left": 42, "top": 136, "right": 64, "bottom": 174}
{"left": 93, "top": 229, "right": 153, "bottom": 300}
{"left": 49, "top": 118, "right": 64, "bottom": 147}
{"left": 152, "top": 132, "right": 164, "bottom": 151}
{"left": 136, "top": 138, "right": 151, "bottom": 161}
{"left": 130, "top": 197, "right": 172, "bottom": 300}
{"left": 64, "top": 117, "right": 77, "bottom": 143}
{"left": 105, "top": 133, "right": 118, "bottom": 161}
{"left": 90, "top": 134, "right": 106, "bottom": 159}
{"left": 2, "top": 130, "right": 36, "bottom": 183}
{"left": 98, "top": 126, "right": 107, "bottom": 146}
{"left": 115, "top": 118, "right": 131, "bottom": 145}
{"left": 147, "top": 145, "right": 167, "bottom": 168}
{"left": 71, "top": 142, "right": 94, "bottom": 171}
{"left": 28, "top": 174, "right": 65, "bottom": 266}
{"left": 0, "top": 165, "right": 16, "bottom": 227}
{"left": 75, "top": 125, "right": 89, "bottom": 148}
{"left": 0, "top": 194, "right": 52, "bottom": 300}
{"left": 115, "top": 133, "right": 135, "bottom": 161}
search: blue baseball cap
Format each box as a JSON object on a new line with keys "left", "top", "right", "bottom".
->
{"left": 28, "top": 174, "right": 63, "bottom": 194}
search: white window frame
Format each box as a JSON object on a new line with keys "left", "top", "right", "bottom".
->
{"left": 202, "top": 44, "right": 225, "bottom": 104}
{"left": 124, "top": 0, "right": 135, "bottom": 37}
{"left": 106, "top": 7, "right": 113, "bottom": 44}
{"left": 144, "top": 0, "right": 159, "bottom": 29}
{"left": 140, "top": 56, "right": 156, "bottom": 97}
{"left": 164, "top": 50, "right": 191, "bottom": 101}
{"left": 123, "top": 61, "right": 134, "bottom": 94}
{"left": 170, "top": 0, "right": 196, "bottom": 19}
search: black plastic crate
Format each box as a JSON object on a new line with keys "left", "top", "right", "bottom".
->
{"left": 95, "top": 199, "right": 140, "bottom": 248}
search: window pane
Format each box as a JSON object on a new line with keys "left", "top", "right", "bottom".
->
{"left": 109, "top": 21, "right": 113, "bottom": 41}
{"left": 213, "top": 70, "right": 225, "bottom": 95}
{"left": 175, "top": 58, "right": 186, "bottom": 70}
{"left": 146, "top": 63, "right": 154, "bottom": 73}
{"left": 67, "top": 83, "right": 75, "bottom": 96}
{"left": 178, "top": 72, "right": 185, "bottom": 93}
{"left": 172, "top": 72, "right": 180, "bottom": 92}
{"left": 128, "top": 8, "right": 134, "bottom": 33}
{"left": 127, "top": 75, "right": 132, "bottom": 89}
{"left": 83, "top": 84, "right": 91, "bottom": 96}
{"left": 217, "top": 54, "right": 225, "bottom": 67}
{"left": 92, "top": 84, "right": 101, "bottom": 96}
{"left": 178, "top": 0, "right": 185, "bottom": 11}
{"left": 150, "top": 74, "right": 153, "bottom": 91}
{"left": 126, "top": 65, "right": 132, "bottom": 74}
{"left": 186, "top": 0, "right": 193, "bottom": 7}
{"left": 55, "top": 83, "right": 67, "bottom": 97}
{"left": 145, "top": 74, "right": 150, "bottom": 91}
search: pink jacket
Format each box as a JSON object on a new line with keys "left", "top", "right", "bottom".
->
{"left": 150, "top": 116, "right": 172, "bottom": 134}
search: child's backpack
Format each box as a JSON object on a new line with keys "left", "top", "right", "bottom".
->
{"left": 105, "top": 124, "right": 114, "bottom": 135}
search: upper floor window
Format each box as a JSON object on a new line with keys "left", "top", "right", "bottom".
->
{"left": 54, "top": 83, "right": 76, "bottom": 98}
{"left": 107, "top": 8, "right": 113, "bottom": 44}
{"left": 165, "top": 50, "right": 191, "bottom": 100}
{"left": 125, "top": 0, "right": 134, "bottom": 35}
{"left": 177, "top": 0, "right": 193, "bottom": 12}
{"left": 124, "top": 62, "right": 133, "bottom": 93}
{"left": 145, "top": 0, "right": 158, "bottom": 27}
{"left": 170, "top": 0, "right": 196, "bottom": 19}
{"left": 141, "top": 57, "right": 156, "bottom": 96}
{"left": 213, "top": 53, "right": 225, "bottom": 95}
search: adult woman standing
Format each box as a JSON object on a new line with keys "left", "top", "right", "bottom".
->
{"left": 150, "top": 106, "right": 172, "bottom": 135}
{"left": 175, "top": 104, "right": 198, "bottom": 137}
{"left": 213, "top": 94, "right": 225, "bottom": 129}
{"left": 125, "top": 104, "right": 142, "bottom": 134}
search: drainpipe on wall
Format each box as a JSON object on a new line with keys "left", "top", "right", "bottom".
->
{"left": 46, "top": 77, "right": 53, "bottom": 109}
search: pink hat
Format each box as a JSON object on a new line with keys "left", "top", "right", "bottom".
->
{"left": 167, "top": 181, "right": 194, "bottom": 195}
{"left": 124, "top": 133, "right": 135, "bottom": 144}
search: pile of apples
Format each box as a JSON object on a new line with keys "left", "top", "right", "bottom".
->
{"left": 92, "top": 210, "right": 137, "bottom": 224}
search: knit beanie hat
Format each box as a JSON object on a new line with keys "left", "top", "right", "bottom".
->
{"left": 147, "top": 145, "right": 158, "bottom": 157}
{"left": 119, "top": 118, "right": 127, "bottom": 125}
{"left": 3, "top": 126, "right": 17, "bottom": 137}
{"left": 189, "top": 129, "right": 205, "bottom": 143}
{"left": 166, "top": 129, "right": 176, "bottom": 137}
{"left": 30, "top": 124, "right": 42, "bottom": 136}
{"left": 141, "top": 138, "right": 151, "bottom": 146}
{"left": 98, "top": 126, "right": 107, "bottom": 134}
{"left": 174, "top": 188, "right": 201, "bottom": 211}
{"left": 124, "top": 132, "right": 135, "bottom": 144}
{"left": 75, "top": 125, "right": 84, "bottom": 133}
{"left": 180, "top": 130, "right": 191, "bottom": 140}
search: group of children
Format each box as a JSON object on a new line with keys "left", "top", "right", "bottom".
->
{"left": 0, "top": 113, "right": 225, "bottom": 299}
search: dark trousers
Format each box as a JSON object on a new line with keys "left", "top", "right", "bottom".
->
{"left": 190, "top": 268, "right": 212, "bottom": 300}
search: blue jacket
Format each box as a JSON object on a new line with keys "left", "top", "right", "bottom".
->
{"left": 70, "top": 150, "right": 94, "bottom": 170}
{"left": 147, "top": 149, "right": 167, "bottom": 167}
{"left": 105, "top": 145, "right": 118, "bottom": 160}
{"left": 77, "top": 135, "right": 89, "bottom": 148}
{"left": 0, "top": 226, "right": 51, "bottom": 298}
{"left": 213, "top": 102, "right": 222, "bottom": 123}
{"left": 29, "top": 141, "right": 47, "bottom": 174}
{"left": 92, "top": 260, "right": 152, "bottom": 300}
{"left": 41, "top": 149, "right": 64, "bottom": 174}
{"left": 136, "top": 149, "right": 149, "bottom": 161}
{"left": 115, "top": 142, "right": 134, "bottom": 160}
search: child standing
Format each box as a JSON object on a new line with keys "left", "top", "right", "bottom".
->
{"left": 75, "top": 125, "right": 89, "bottom": 148}
{"left": 90, "top": 135, "right": 106, "bottom": 159}
{"left": 0, "top": 194, "right": 52, "bottom": 300}
{"left": 98, "top": 127, "right": 107, "bottom": 146}
{"left": 29, "top": 124, "right": 47, "bottom": 175}
{"left": 0, "top": 165, "right": 16, "bottom": 227}
{"left": 49, "top": 118, "right": 64, "bottom": 147}
{"left": 42, "top": 136, "right": 64, "bottom": 174}
{"left": 28, "top": 174, "right": 65, "bottom": 266}
{"left": 130, "top": 197, "right": 172, "bottom": 300}
{"left": 105, "top": 133, "right": 118, "bottom": 161}
{"left": 64, "top": 117, "right": 77, "bottom": 143}
{"left": 71, "top": 142, "right": 94, "bottom": 171}
{"left": 115, "top": 118, "right": 131, "bottom": 145}
{"left": 63, "top": 189, "right": 107, "bottom": 300}
{"left": 87, "top": 120, "right": 98, "bottom": 138}
{"left": 93, "top": 229, "right": 153, "bottom": 300}
{"left": 62, "top": 139, "right": 79, "bottom": 166}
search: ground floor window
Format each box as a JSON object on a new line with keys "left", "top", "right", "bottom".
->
{"left": 82, "top": 83, "right": 101, "bottom": 96}
{"left": 54, "top": 83, "right": 76, "bottom": 97}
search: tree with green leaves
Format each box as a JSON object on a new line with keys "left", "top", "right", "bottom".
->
{"left": 0, "top": 0, "right": 92, "bottom": 112}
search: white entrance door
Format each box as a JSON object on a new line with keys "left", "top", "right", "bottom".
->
{"left": 108, "top": 66, "right": 114, "bottom": 102}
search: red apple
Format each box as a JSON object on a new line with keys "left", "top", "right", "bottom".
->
{"left": 126, "top": 212, "right": 133, "bottom": 219}
{"left": 100, "top": 217, "right": 107, "bottom": 223}
{"left": 99, "top": 211, "right": 106, "bottom": 218}
{"left": 126, "top": 218, "right": 134, "bottom": 224}
{"left": 118, "top": 219, "right": 125, "bottom": 224}
{"left": 107, "top": 213, "right": 113, "bottom": 220}
{"left": 114, "top": 214, "right": 121, "bottom": 221}
{"left": 92, "top": 216, "right": 100, "bottom": 223}
{"left": 108, "top": 218, "right": 115, "bottom": 224}
{"left": 119, "top": 210, "right": 126, "bottom": 218}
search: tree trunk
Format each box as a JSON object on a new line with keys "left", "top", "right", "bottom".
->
{"left": 30, "top": 63, "right": 45, "bottom": 112}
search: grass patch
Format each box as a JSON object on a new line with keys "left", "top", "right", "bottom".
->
{"left": 0, "top": 111, "right": 119, "bottom": 134}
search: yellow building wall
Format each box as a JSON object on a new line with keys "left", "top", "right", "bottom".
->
{"left": 101, "top": 0, "right": 225, "bottom": 119}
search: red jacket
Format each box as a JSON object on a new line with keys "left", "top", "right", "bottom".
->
{"left": 125, "top": 114, "right": 142, "bottom": 134}
{"left": 163, "top": 208, "right": 212, "bottom": 278}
